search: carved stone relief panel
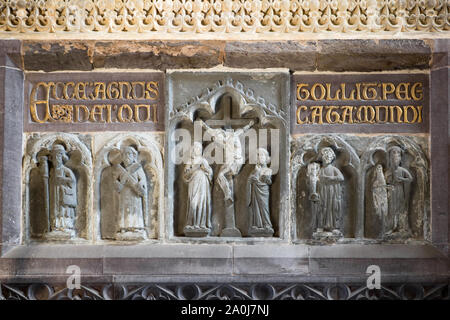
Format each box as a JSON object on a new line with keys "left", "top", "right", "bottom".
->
{"left": 292, "top": 135, "right": 360, "bottom": 241}
{"left": 95, "top": 133, "right": 163, "bottom": 241}
{"left": 361, "top": 136, "right": 430, "bottom": 241}
{"left": 24, "top": 133, "right": 92, "bottom": 241}
{"left": 166, "top": 71, "right": 290, "bottom": 240}
{"left": 291, "top": 134, "right": 429, "bottom": 243}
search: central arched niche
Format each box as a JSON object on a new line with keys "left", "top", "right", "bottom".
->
{"left": 167, "top": 74, "right": 289, "bottom": 240}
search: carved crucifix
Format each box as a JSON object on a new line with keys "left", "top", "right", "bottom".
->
{"left": 199, "top": 95, "right": 256, "bottom": 237}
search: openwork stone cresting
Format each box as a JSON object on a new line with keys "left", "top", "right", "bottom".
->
{"left": 1, "top": 0, "right": 448, "bottom": 34}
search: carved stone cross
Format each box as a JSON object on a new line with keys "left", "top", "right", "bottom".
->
{"left": 206, "top": 95, "right": 252, "bottom": 129}
{"left": 202, "top": 95, "right": 255, "bottom": 237}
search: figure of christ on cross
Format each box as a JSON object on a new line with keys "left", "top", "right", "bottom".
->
{"left": 197, "top": 96, "right": 257, "bottom": 237}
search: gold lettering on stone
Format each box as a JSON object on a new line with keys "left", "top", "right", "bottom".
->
{"left": 29, "top": 80, "right": 160, "bottom": 124}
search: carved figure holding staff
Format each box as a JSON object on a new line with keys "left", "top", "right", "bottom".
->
{"left": 113, "top": 145, "right": 148, "bottom": 240}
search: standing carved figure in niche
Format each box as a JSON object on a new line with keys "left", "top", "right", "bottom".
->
{"left": 384, "top": 146, "right": 413, "bottom": 238}
{"left": 200, "top": 119, "right": 255, "bottom": 237}
{"left": 114, "top": 145, "right": 148, "bottom": 240}
{"left": 247, "top": 148, "right": 274, "bottom": 237}
{"left": 371, "top": 164, "right": 389, "bottom": 236}
{"left": 200, "top": 119, "right": 255, "bottom": 203}
{"left": 183, "top": 142, "right": 213, "bottom": 237}
{"left": 47, "top": 144, "right": 77, "bottom": 240}
{"left": 309, "top": 147, "right": 344, "bottom": 239}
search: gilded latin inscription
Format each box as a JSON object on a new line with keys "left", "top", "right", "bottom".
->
{"left": 295, "top": 81, "right": 424, "bottom": 125}
{"left": 29, "top": 81, "right": 159, "bottom": 124}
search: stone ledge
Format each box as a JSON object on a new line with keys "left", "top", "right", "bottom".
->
{"left": 16, "top": 39, "right": 437, "bottom": 72}
{"left": 0, "top": 244, "right": 447, "bottom": 277}
{"left": 2, "top": 243, "right": 444, "bottom": 259}
{"left": 310, "top": 244, "right": 445, "bottom": 259}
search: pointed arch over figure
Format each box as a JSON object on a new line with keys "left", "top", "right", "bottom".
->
{"left": 24, "top": 133, "right": 92, "bottom": 241}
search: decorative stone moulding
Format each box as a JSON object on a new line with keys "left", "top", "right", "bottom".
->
{"left": 0, "top": 282, "right": 449, "bottom": 300}
{"left": 0, "top": 0, "right": 448, "bottom": 34}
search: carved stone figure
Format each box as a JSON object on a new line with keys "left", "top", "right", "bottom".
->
{"left": 371, "top": 164, "right": 388, "bottom": 236}
{"left": 26, "top": 134, "right": 92, "bottom": 241}
{"left": 99, "top": 134, "right": 163, "bottom": 241}
{"left": 310, "top": 147, "right": 344, "bottom": 239}
{"left": 200, "top": 118, "right": 255, "bottom": 237}
{"left": 46, "top": 144, "right": 77, "bottom": 240}
{"left": 384, "top": 146, "right": 413, "bottom": 238}
{"left": 183, "top": 142, "right": 213, "bottom": 237}
{"left": 111, "top": 145, "right": 148, "bottom": 241}
{"left": 247, "top": 148, "right": 274, "bottom": 237}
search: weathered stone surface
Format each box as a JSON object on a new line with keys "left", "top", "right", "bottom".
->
{"left": 234, "top": 245, "right": 309, "bottom": 274}
{"left": 18, "top": 39, "right": 435, "bottom": 72}
{"left": 430, "top": 65, "right": 449, "bottom": 255}
{"left": 0, "top": 40, "right": 22, "bottom": 68}
{"left": 431, "top": 39, "right": 449, "bottom": 69}
{"left": 0, "top": 258, "right": 103, "bottom": 276}
{"left": 93, "top": 41, "right": 224, "bottom": 70}
{"left": 103, "top": 245, "right": 233, "bottom": 275}
{"left": 1, "top": 245, "right": 104, "bottom": 275}
{"left": 309, "top": 244, "right": 449, "bottom": 275}
{"left": 23, "top": 41, "right": 94, "bottom": 71}
{"left": 224, "top": 41, "right": 316, "bottom": 71}
{"left": 0, "top": 66, "right": 23, "bottom": 249}
{"left": 317, "top": 40, "right": 432, "bottom": 72}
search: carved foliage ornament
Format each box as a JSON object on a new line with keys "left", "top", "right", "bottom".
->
{"left": 171, "top": 78, "right": 286, "bottom": 127}
{"left": 1, "top": 0, "right": 448, "bottom": 33}
{"left": 0, "top": 282, "right": 448, "bottom": 300}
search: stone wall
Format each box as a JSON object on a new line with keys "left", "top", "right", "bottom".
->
{"left": 0, "top": 36, "right": 448, "bottom": 300}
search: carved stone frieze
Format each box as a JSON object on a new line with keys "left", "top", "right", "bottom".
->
{"left": 0, "top": 282, "right": 448, "bottom": 300}
{"left": 0, "top": 0, "right": 448, "bottom": 34}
